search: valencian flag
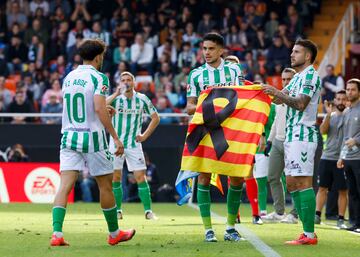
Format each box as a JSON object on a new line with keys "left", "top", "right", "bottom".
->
{"left": 176, "top": 85, "right": 271, "bottom": 205}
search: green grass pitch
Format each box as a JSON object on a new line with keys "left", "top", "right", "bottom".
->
{"left": 0, "top": 203, "right": 358, "bottom": 257}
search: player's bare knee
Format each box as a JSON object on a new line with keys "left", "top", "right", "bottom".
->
{"left": 338, "top": 189, "right": 348, "bottom": 196}
{"left": 318, "top": 187, "right": 328, "bottom": 193}
{"left": 113, "top": 170, "right": 122, "bottom": 182}
{"left": 229, "top": 176, "right": 243, "bottom": 186}
{"left": 198, "top": 173, "right": 211, "bottom": 186}
{"left": 134, "top": 170, "right": 146, "bottom": 183}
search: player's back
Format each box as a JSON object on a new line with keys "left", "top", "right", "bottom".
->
{"left": 61, "top": 65, "right": 109, "bottom": 153}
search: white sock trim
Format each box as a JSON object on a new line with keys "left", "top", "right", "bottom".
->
{"left": 53, "top": 206, "right": 66, "bottom": 210}
{"left": 299, "top": 188, "right": 313, "bottom": 192}
{"left": 102, "top": 205, "right": 117, "bottom": 211}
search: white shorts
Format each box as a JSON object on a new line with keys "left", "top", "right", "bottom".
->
{"left": 253, "top": 154, "right": 269, "bottom": 178}
{"left": 284, "top": 141, "right": 317, "bottom": 177}
{"left": 60, "top": 148, "right": 113, "bottom": 177}
{"left": 113, "top": 145, "right": 146, "bottom": 172}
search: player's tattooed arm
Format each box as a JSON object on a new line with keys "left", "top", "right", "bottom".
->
{"left": 186, "top": 97, "right": 198, "bottom": 115}
{"left": 262, "top": 85, "right": 310, "bottom": 111}
{"left": 273, "top": 91, "right": 311, "bottom": 112}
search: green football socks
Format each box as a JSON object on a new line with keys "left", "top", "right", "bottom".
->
{"left": 102, "top": 206, "right": 119, "bottom": 232}
{"left": 112, "top": 181, "right": 123, "bottom": 211}
{"left": 299, "top": 188, "right": 316, "bottom": 233}
{"left": 52, "top": 206, "right": 66, "bottom": 232}
{"left": 256, "top": 176, "right": 268, "bottom": 213}
{"left": 290, "top": 190, "right": 303, "bottom": 222}
{"left": 197, "top": 184, "right": 212, "bottom": 229}
{"left": 227, "top": 184, "right": 243, "bottom": 226}
{"left": 138, "top": 181, "right": 152, "bottom": 212}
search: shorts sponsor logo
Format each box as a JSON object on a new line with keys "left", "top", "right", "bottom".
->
{"left": 289, "top": 160, "right": 302, "bottom": 173}
{"left": 24, "top": 167, "right": 61, "bottom": 203}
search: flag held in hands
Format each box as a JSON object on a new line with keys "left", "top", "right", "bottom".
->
{"left": 176, "top": 85, "right": 271, "bottom": 205}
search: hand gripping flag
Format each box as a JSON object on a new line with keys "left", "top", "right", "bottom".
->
{"left": 175, "top": 85, "right": 271, "bottom": 205}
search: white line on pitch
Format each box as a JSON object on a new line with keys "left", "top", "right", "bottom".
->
{"left": 188, "top": 203, "right": 281, "bottom": 257}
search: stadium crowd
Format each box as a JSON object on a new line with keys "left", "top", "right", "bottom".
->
{"left": 0, "top": 0, "right": 323, "bottom": 124}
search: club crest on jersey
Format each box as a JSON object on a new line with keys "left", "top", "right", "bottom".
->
{"left": 101, "top": 85, "right": 108, "bottom": 94}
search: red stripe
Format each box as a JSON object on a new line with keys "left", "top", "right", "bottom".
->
{"left": 183, "top": 145, "right": 255, "bottom": 165}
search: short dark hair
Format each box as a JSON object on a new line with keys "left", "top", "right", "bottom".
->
{"left": 347, "top": 78, "right": 360, "bottom": 91}
{"left": 294, "top": 39, "right": 318, "bottom": 64}
{"left": 283, "top": 67, "right": 296, "bottom": 74}
{"left": 336, "top": 89, "right": 346, "bottom": 96}
{"left": 78, "top": 39, "right": 106, "bottom": 61}
{"left": 326, "top": 64, "right": 334, "bottom": 69}
{"left": 203, "top": 32, "right": 224, "bottom": 47}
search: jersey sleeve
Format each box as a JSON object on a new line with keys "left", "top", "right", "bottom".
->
{"left": 93, "top": 72, "right": 110, "bottom": 96}
{"left": 299, "top": 70, "right": 320, "bottom": 98}
{"left": 142, "top": 95, "right": 157, "bottom": 115}
{"left": 187, "top": 69, "right": 200, "bottom": 98}
{"left": 233, "top": 63, "right": 244, "bottom": 86}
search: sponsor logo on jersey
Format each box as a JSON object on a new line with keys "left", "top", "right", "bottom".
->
{"left": 24, "top": 167, "right": 61, "bottom": 203}
{"left": 203, "top": 82, "right": 235, "bottom": 90}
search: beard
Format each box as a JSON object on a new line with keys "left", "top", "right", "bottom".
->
{"left": 336, "top": 104, "right": 346, "bottom": 112}
{"left": 291, "top": 60, "right": 306, "bottom": 68}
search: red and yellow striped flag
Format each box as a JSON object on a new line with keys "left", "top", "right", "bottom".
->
{"left": 181, "top": 85, "right": 271, "bottom": 177}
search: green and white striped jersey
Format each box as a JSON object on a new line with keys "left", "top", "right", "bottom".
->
{"left": 60, "top": 65, "right": 110, "bottom": 153}
{"left": 109, "top": 92, "right": 157, "bottom": 150}
{"left": 285, "top": 65, "right": 321, "bottom": 143}
{"left": 187, "top": 58, "right": 244, "bottom": 97}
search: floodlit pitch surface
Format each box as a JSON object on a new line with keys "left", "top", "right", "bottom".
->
{"left": 0, "top": 203, "right": 358, "bottom": 257}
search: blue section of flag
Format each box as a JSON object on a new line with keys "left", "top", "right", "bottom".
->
{"left": 175, "top": 170, "right": 199, "bottom": 206}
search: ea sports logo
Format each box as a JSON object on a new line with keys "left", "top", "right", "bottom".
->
{"left": 24, "top": 167, "right": 60, "bottom": 203}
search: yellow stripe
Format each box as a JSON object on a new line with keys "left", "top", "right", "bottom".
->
{"left": 191, "top": 115, "right": 265, "bottom": 135}
{"left": 198, "top": 134, "right": 258, "bottom": 154}
{"left": 181, "top": 156, "right": 252, "bottom": 177}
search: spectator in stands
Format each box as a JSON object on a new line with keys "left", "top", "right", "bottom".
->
{"left": 252, "top": 29, "right": 271, "bottom": 55}
{"left": 27, "top": 35, "right": 44, "bottom": 68}
{"left": 159, "top": 18, "right": 182, "bottom": 49}
{"left": 66, "top": 19, "right": 91, "bottom": 50}
{"left": 165, "top": 83, "right": 179, "bottom": 107}
{"left": 24, "top": 18, "right": 49, "bottom": 46}
{"left": 139, "top": 81, "right": 155, "bottom": 101}
{"left": 7, "top": 1, "right": 28, "bottom": 30}
{"left": 238, "top": 21, "right": 252, "bottom": 50}
{"left": 0, "top": 76, "right": 13, "bottom": 109}
{"left": 154, "top": 62, "right": 174, "bottom": 91}
{"left": 284, "top": 4, "right": 303, "bottom": 39}
{"left": 49, "top": 0, "right": 71, "bottom": 17}
{"left": 130, "top": 33, "right": 154, "bottom": 75}
{"left": 7, "top": 89, "right": 35, "bottom": 124}
{"left": 23, "top": 73, "right": 41, "bottom": 103}
{"left": 276, "top": 24, "right": 292, "bottom": 49}
{"left": 49, "top": 20, "right": 68, "bottom": 60}
{"left": 79, "top": 167, "right": 96, "bottom": 202}
{"left": 113, "top": 37, "right": 130, "bottom": 65}
{"left": 113, "top": 61, "right": 128, "bottom": 85}
{"left": 113, "top": 20, "right": 134, "bottom": 44}
{"left": 67, "top": 32, "right": 83, "bottom": 63}
{"left": 90, "top": 21, "right": 111, "bottom": 46}
{"left": 243, "top": 51, "right": 259, "bottom": 76}
{"left": 157, "top": 38, "right": 177, "bottom": 65}
{"left": 7, "top": 22, "right": 23, "bottom": 42}
{"left": 30, "top": 0, "right": 49, "bottom": 16}
{"left": 0, "top": 44, "right": 9, "bottom": 77}
{"left": 50, "top": 55, "right": 66, "bottom": 78}
{"left": 243, "top": 3, "right": 263, "bottom": 32}
{"left": 156, "top": 96, "right": 177, "bottom": 124}
{"left": 321, "top": 64, "right": 345, "bottom": 103}
{"left": 7, "top": 35, "right": 28, "bottom": 72}
{"left": 41, "top": 92, "right": 62, "bottom": 124}
{"left": 70, "top": 0, "right": 91, "bottom": 22}
{"left": 41, "top": 79, "right": 62, "bottom": 107}
{"left": 266, "top": 36, "right": 290, "bottom": 75}
{"left": 265, "top": 11, "right": 279, "bottom": 40}
{"left": 174, "top": 65, "right": 190, "bottom": 91}
{"left": 178, "top": 42, "right": 196, "bottom": 69}
{"left": 225, "top": 24, "right": 243, "bottom": 53}
{"left": 197, "top": 12, "right": 216, "bottom": 36}
{"left": 143, "top": 24, "right": 159, "bottom": 48}
{"left": 182, "top": 22, "right": 198, "bottom": 48}
{"left": 219, "top": 7, "right": 235, "bottom": 35}
{"left": 8, "top": 143, "right": 29, "bottom": 162}
{"left": 178, "top": 5, "right": 193, "bottom": 29}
